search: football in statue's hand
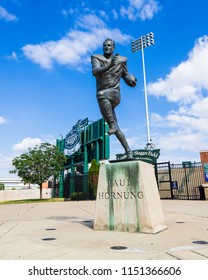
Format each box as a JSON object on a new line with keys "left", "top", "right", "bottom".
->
{"left": 125, "top": 74, "right": 137, "bottom": 87}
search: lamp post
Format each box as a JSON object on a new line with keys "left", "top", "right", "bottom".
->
{"left": 131, "top": 32, "right": 154, "bottom": 149}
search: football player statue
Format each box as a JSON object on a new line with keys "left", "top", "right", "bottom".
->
{"left": 91, "top": 38, "right": 137, "bottom": 159}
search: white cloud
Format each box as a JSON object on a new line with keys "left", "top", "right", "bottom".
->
{"left": 140, "top": 0, "right": 159, "bottom": 20}
{"left": 0, "top": 116, "right": 8, "bottom": 125}
{"left": 148, "top": 36, "right": 208, "bottom": 105}
{"left": 0, "top": 6, "right": 17, "bottom": 21}
{"left": 61, "top": 8, "right": 74, "bottom": 17}
{"left": 99, "top": 10, "right": 108, "bottom": 21}
{"left": 4, "top": 51, "right": 18, "bottom": 60}
{"left": 12, "top": 137, "right": 42, "bottom": 152}
{"left": 12, "top": 135, "right": 56, "bottom": 153}
{"left": 150, "top": 110, "right": 208, "bottom": 163}
{"left": 75, "top": 13, "right": 106, "bottom": 30}
{"left": 22, "top": 14, "right": 132, "bottom": 70}
{"left": 147, "top": 35, "right": 208, "bottom": 163}
{"left": 151, "top": 112, "right": 208, "bottom": 132}
{"left": 189, "top": 97, "right": 208, "bottom": 118}
{"left": 155, "top": 130, "right": 207, "bottom": 155}
{"left": 120, "top": 0, "right": 160, "bottom": 21}
{"left": 112, "top": 9, "right": 118, "bottom": 20}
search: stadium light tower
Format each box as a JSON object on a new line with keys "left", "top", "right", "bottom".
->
{"left": 131, "top": 32, "right": 154, "bottom": 149}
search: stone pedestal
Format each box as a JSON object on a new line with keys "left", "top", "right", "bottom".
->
{"left": 94, "top": 160, "right": 166, "bottom": 234}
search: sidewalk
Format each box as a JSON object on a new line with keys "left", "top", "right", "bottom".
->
{"left": 0, "top": 200, "right": 207, "bottom": 260}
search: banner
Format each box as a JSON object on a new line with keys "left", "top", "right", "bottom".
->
{"left": 64, "top": 126, "right": 81, "bottom": 156}
{"left": 203, "top": 163, "right": 208, "bottom": 182}
{"left": 116, "top": 149, "right": 160, "bottom": 164}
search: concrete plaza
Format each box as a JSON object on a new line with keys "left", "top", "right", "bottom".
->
{"left": 0, "top": 200, "right": 207, "bottom": 260}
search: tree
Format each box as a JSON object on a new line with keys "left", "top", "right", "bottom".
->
{"left": 10, "top": 143, "right": 67, "bottom": 199}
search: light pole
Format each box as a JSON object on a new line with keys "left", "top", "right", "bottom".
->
{"left": 131, "top": 32, "right": 154, "bottom": 149}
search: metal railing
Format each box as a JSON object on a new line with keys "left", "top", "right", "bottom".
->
{"left": 156, "top": 162, "right": 204, "bottom": 200}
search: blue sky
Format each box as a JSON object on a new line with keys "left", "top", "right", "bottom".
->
{"left": 1, "top": 0, "right": 208, "bottom": 178}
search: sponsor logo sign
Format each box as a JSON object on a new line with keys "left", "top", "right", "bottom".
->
{"left": 116, "top": 149, "right": 160, "bottom": 164}
{"left": 64, "top": 127, "right": 81, "bottom": 155}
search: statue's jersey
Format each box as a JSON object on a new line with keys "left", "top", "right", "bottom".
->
{"left": 91, "top": 54, "right": 128, "bottom": 92}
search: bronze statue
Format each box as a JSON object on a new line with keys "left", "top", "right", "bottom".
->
{"left": 91, "top": 38, "right": 137, "bottom": 159}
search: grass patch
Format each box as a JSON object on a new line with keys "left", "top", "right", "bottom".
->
{"left": 0, "top": 198, "right": 65, "bottom": 205}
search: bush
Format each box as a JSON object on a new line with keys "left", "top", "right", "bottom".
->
{"left": 88, "top": 159, "right": 100, "bottom": 198}
{"left": 88, "top": 173, "right": 99, "bottom": 198}
{"left": 70, "top": 192, "right": 89, "bottom": 201}
{"left": 0, "top": 183, "right": 5, "bottom": 190}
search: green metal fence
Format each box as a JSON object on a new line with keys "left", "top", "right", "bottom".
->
{"left": 59, "top": 172, "right": 99, "bottom": 200}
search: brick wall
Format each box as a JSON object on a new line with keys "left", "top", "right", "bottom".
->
{"left": 200, "top": 150, "right": 208, "bottom": 164}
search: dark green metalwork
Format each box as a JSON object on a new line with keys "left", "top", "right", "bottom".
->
{"left": 56, "top": 118, "right": 109, "bottom": 198}
{"left": 59, "top": 171, "right": 64, "bottom": 198}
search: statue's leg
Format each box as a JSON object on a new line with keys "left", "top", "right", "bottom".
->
{"left": 97, "top": 91, "right": 133, "bottom": 158}
{"left": 97, "top": 89, "right": 121, "bottom": 134}
{"left": 115, "top": 129, "right": 133, "bottom": 159}
{"left": 97, "top": 98, "right": 118, "bottom": 135}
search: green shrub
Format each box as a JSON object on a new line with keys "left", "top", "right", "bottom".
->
{"left": 70, "top": 192, "right": 89, "bottom": 200}
{"left": 88, "top": 159, "right": 100, "bottom": 198}
{"left": 0, "top": 183, "right": 5, "bottom": 190}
